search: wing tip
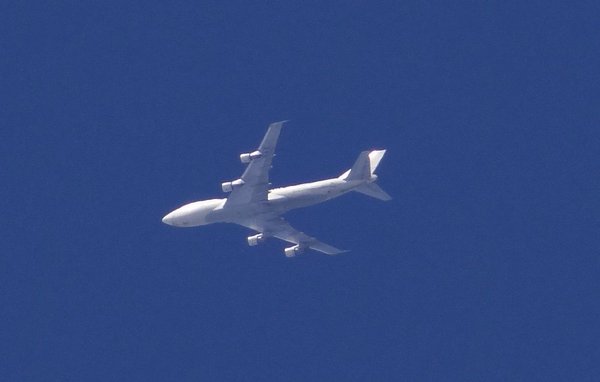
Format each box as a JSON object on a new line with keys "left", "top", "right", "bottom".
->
{"left": 332, "top": 249, "right": 350, "bottom": 256}
{"left": 270, "top": 120, "right": 289, "bottom": 127}
{"left": 312, "top": 246, "right": 350, "bottom": 256}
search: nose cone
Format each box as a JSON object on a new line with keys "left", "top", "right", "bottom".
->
{"left": 162, "top": 212, "right": 174, "bottom": 225}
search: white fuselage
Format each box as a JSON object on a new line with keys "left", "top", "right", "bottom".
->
{"left": 162, "top": 177, "right": 364, "bottom": 227}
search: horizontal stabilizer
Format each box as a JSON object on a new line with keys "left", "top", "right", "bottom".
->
{"left": 354, "top": 182, "right": 392, "bottom": 201}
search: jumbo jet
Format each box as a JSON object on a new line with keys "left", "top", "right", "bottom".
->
{"left": 162, "top": 121, "right": 391, "bottom": 257}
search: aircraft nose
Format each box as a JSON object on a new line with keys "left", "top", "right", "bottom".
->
{"left": 162, "top": 213, "right": 174, "bottom": 225}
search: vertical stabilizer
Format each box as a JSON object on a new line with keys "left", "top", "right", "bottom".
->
{"left": 341, "top": 151, "right": 371, "bottom": 181}
{"left": 339, "top": 149, "right": 387, "bottom": 180}
{"left": 368, "top": 150, "right": 386, "bottom": 174}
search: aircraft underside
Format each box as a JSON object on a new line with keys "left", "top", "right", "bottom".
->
{"left": 162, "top": 121, "right": 390, "bottom": 257}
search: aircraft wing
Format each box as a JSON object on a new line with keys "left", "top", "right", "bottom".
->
{"left": 225, "top": 121, "right": 286, "bottom": 205}
{"left": 240, "top": 215, "right": 347, "bottom": 255}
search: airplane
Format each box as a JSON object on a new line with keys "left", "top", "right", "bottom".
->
{"left": 162, "top": 121, "right": 391, "bottom": 257}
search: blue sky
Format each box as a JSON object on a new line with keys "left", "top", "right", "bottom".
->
{"left": 1, "top": 1, "right": 599, "bottom": 381}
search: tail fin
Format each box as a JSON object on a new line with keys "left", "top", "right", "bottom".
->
{"left": 339, "top": 149, "right": 387, "bottom": 181}
{"left": 339, "top": 149, "right": 391, "bottom": 201}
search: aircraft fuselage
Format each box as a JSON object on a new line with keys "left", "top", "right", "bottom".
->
{"left": 162, "top": 177, "right": 363, "bottom": 228}
{"left": 162, "top": 121, "right": 389, "bottom": 256}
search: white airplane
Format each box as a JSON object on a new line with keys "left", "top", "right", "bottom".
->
{"left": 162, "top": 121, "right": 391, "bottom": 257}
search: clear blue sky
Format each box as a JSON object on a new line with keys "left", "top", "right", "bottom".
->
{"left": 2, "top": 1, "right": 598, "bottom": 381}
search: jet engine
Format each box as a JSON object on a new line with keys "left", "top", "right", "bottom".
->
{"left": 240, "top": 150, "right": 263, "bottom": 163}
{"left": 284, "top": 245, "right": 303, "bottom": 258}
{"left": 221, "top": 179, "right": 245, "bottom": 193}
{"left": 247, "top": 234, "right": 265, "bottom": 246}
